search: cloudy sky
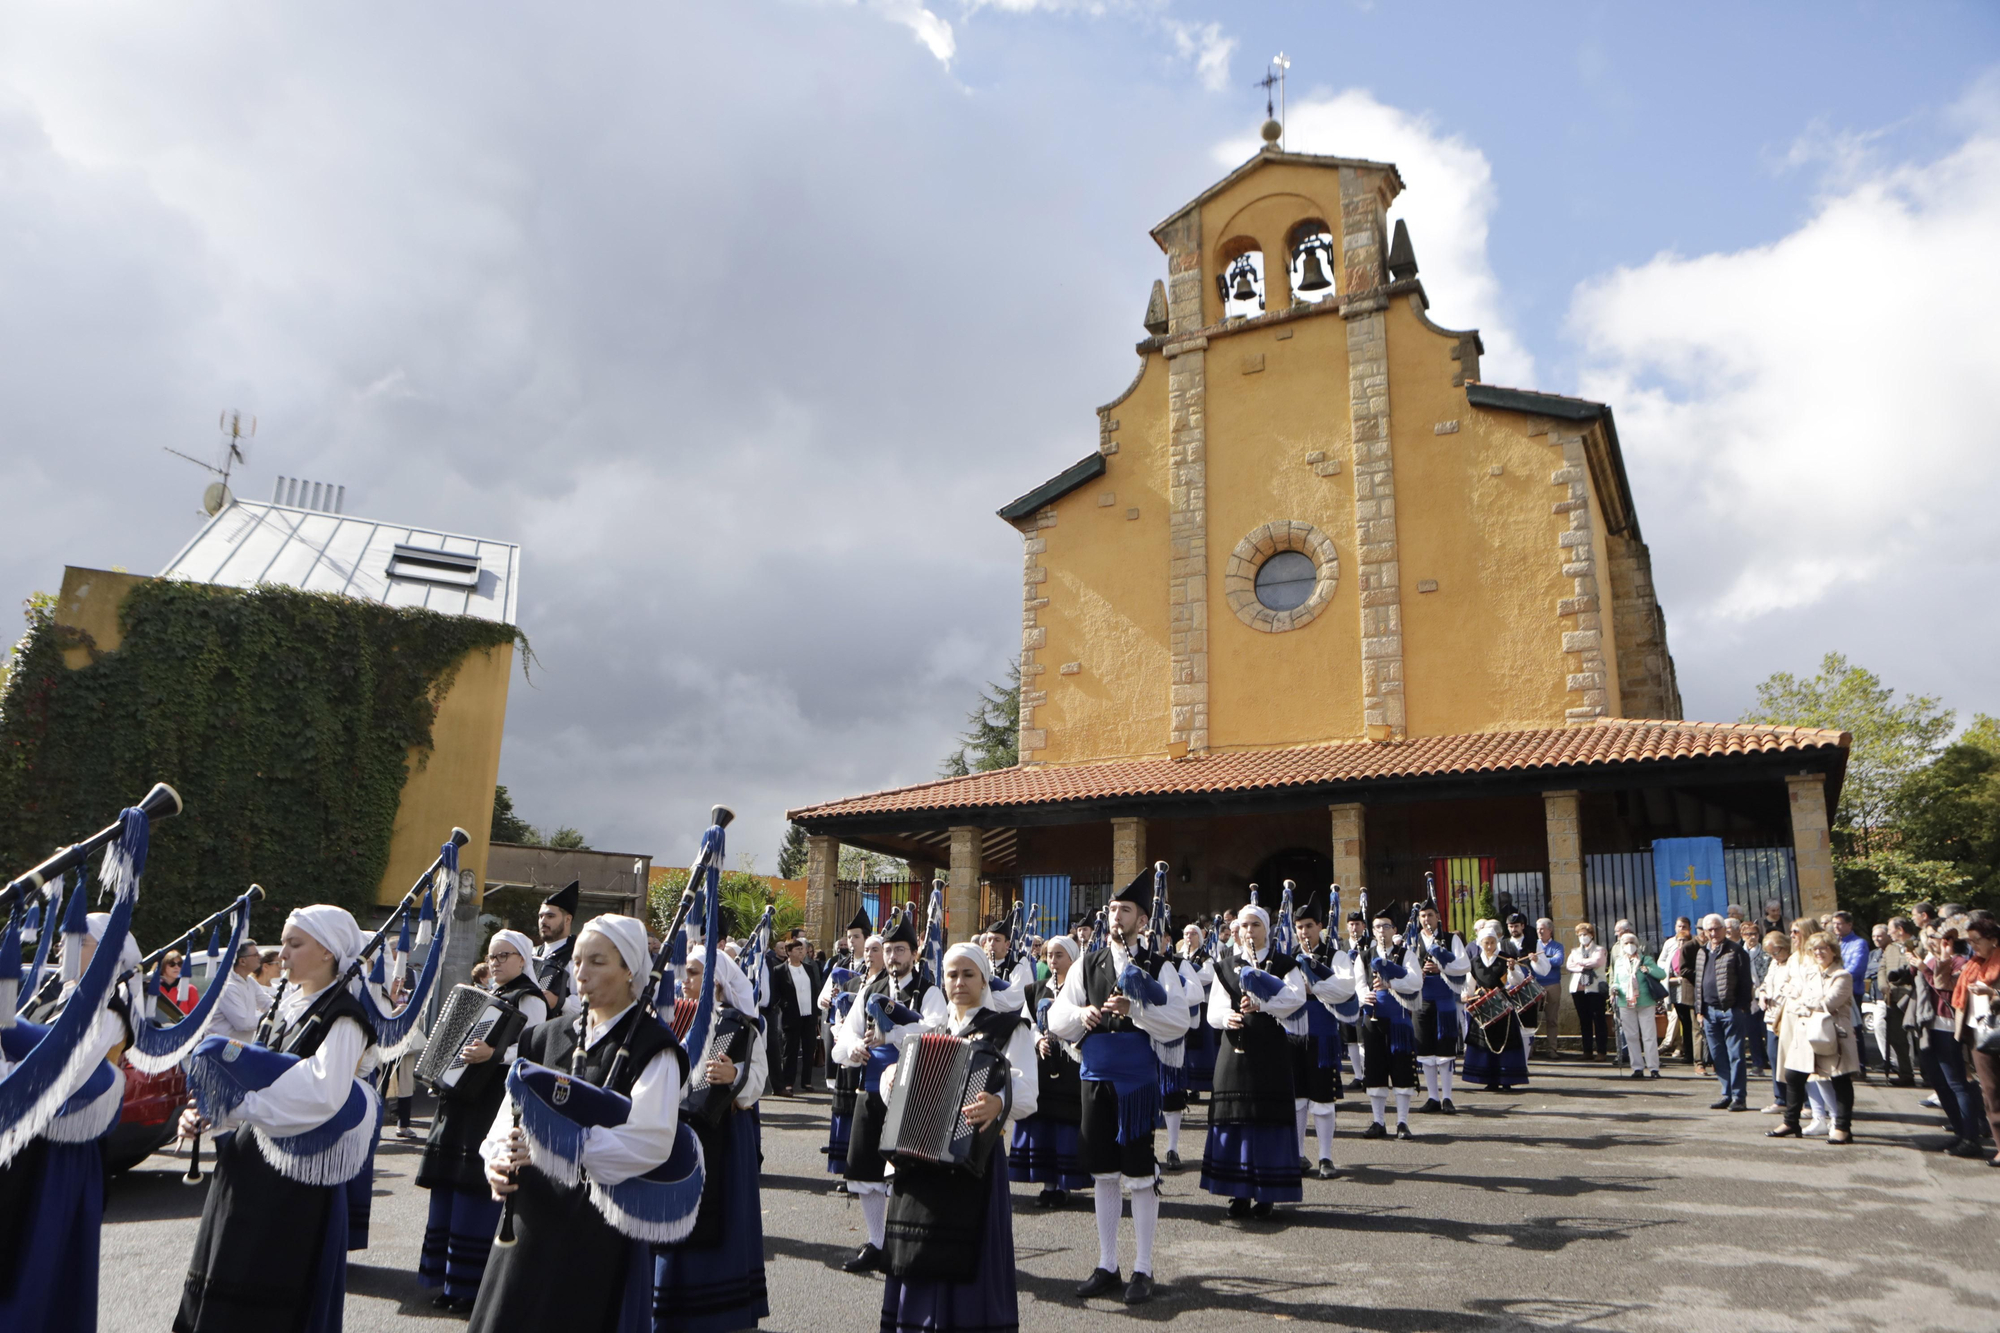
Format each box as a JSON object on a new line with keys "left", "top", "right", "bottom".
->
{"left": 3, "top": 2, "right": 1996, "bottom": 869}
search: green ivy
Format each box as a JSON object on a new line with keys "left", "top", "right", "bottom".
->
{"left": 0, "top": 580, "right": 524, "bottom": 946}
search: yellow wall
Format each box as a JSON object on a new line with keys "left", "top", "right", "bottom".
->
{"left": 54, "top": 566, "right": 510, "bottom": 909}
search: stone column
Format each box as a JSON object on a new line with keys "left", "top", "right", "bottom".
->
{"left": 1159, "top": 208, "right": 1210, "bottom": 756}
{"left": 948, "top": 827, "right": 983, "bottom": 946}
{"left": 805, "top": 834, "right": 841, "bottom": 952}
{"left": 1787, "top": 773, "right": 1837, "bottom": 918}
{"left": 1329, "top": 803, "right": 1366, "bottom": 894}
{"left": 1544, "top": 791, "right": 1584, "bottom": 925}
{"left": 1111, "top": 817, "right": 1147, "bottom": 885}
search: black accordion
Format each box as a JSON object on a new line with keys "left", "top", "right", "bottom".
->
{"left": 682, "top": 1009, "right": 752, "bottom": 1129}
{"left": 879, "top": 1032, "right": 1008, "bottom": 1177}
{"left": 415, "top": 984, "right": 527, "bottom": 1099}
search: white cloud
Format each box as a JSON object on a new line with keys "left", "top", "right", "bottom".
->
{"left": 1569, "top": 100, "right": 2000, "bottom": 658}
{"left": 1216, "top": 89, "right": 1534, "bottom": 385}
{"left": 875, "top": 0, "right": 956, "bottom": 63}
{"left": 1166, "top": 20, "right": 1235, "bottom": 93}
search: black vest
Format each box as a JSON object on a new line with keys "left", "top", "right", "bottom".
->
{"left": 535, "top": 937, "right": 575, "bottom": 1005}
{"left": 267, "top": 984, "right": 377, "bottom": 1059}
{"left": 1208, "top": 947, "right": 1298, "bottom": 1123}
{"left": 1077, "top": 945, "right": 1171, "bottom": 1038}
{"left": 520, "top": 1003, "right": 685, "bottom": 1098}
{"left": 1021, "top": 973, "right": 1080, "bottom": 1122}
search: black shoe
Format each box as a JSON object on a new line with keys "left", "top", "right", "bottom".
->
{"left": 1298, "top": 1154, "right": 1311, "bottom": 1172}
{"left": 1349, "top": 1077, "right": 1369, "bottom": 1091}
{"left": 842, "top": 1243, "right": 884, "bottom": 1274}
{"left": 1250, "top": 1199, "right": 1274, "bottom": 1219}
{"left": 1361, "top": 1121, "right": 1386, "bottom": 1140}
{"left": 1317, "top": 1158, "right": 1340, "bottom": 1180}
{"left": 1948, "top": 1139, "right": 1984, "bottom": 1160}
{"left": 1163, "top": 1149, "right": 1182, "bottom": 1171}
{"left": 445, "top": 1297, "right": 476, "bottom": 1316}
{"left": 1646, "top": 1069, "right": 1660, "bottom": 1079}
{"left": 431, "top": 1294, "right": 457, "bottom": 1310}
{"left": 1123, "top": 1273, "right": 1154, "bottom": 1306}
{"left": 1483, "top": 1084, "right": 1501, "bottom": 1094}
{"left": 1440, "top": 1099, "right": 1456, "bottom": 1115}
{"left": 1075, "top": 1267, "right": 1123, "bottom": 1299}
{"left": 1729, "top": 1101, "right": 1749, "bottom": 1112}
{"left": 1420, "top": 1097, "right": 1441, "bottom": 1114}
{"left": 1766, "top": 1124, "right": 1801, "bottom": 1138}
{"left": 1630, "top": 1069, "right": 1646, "bottom": 1080}
{"left": 1037, "top": 1188, "right": 1062, "bottom": 1208}
{"left": 1395, "top": 1122, "right": 1413, "bottom": 1141}
{"left": 1227, "top": 1196, "right": 1250, "bottom": 1218}
{"left": 1709, "top": 1098, "right": 1732, "bottom": 1110}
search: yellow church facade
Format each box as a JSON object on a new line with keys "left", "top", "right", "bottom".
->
{"left": 793, "top": 130, "right": 1848, "bottom": 952}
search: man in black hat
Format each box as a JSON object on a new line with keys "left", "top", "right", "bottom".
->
{"left": 1048, "top": 868, "right": 1188, "bottom": 1307}
{"left": 534, "top": 880, "right": 582, "bottom": 1017}
{"left": 830, "top": 910, "right": 943, "bottom": 1274}
{"left": 1289, "top": 892, "right": 1353, "bottom": 1179}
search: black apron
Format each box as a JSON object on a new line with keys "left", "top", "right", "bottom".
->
{"left": 1210, "top": 948, "right": 1298, "bottom": 1124}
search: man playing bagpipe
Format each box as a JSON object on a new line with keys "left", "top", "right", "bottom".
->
{"left": 177, "top": 906, "right": 382, "bottom": 1333}
{"left": 1173, "top": 922, "right": 1218, "bottom": 1131}
{"left": 816, "top": 907, "right": 873, "bottom": 1098}
{"left": 832, "top": 911, "right": 945, "bottom": 1275}
{"left": 1353, "top": 909, "right": 1425, "bottom": 1139}
{"left": 1047, "top": 869, "right": 1188, "bottom": 1306}
{"left": 414, "top": 929, "right": 548, "bottom": 1313}
{"left": 1008, "top": 934, "right": 1089, "bottom": 1206}
{"left": 652, "top": 949, "right": 770, "bottom": 1333}
{"left": 535, "top": 880, "right": 583, "bottom": 1018}
{"left": 471, "top": 913, "right": 703, "bottom": 1333}
{"left": 818, "top": 920, "right": 881, "bottom": 1184}
{"left": 1199, "top": 898, "right": 1306, "bottom": 1220}
{"left": 1288, "top": 893, "right": 1358, "bottom": 1179}
{"left": 1412, "top": 901, "right": 1471, "bottom": 1114}
{"left": 877, "top": 943, "right": 1040, "bottom": 1333}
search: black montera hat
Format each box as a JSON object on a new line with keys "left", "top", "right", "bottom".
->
{"left": 846, "top": 906, "right": 873, "bottom": 934}
{"left": 543, "top": 880, "right": 580, "bottom": 915}
{"left": 883, "top": 914, "right": 920, "bottom": 949}
{"left": 1111, "top": 868, "right": 1154, "bottom": 915}
{"left": 1295, "top": 892, "right": 1325, "bottom": 924}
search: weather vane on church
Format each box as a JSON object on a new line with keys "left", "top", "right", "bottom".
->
{"left": 1256, "top": 52, "right": 1290, "bottom": 147}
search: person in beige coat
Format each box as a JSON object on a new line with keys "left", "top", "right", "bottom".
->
{"left": 1767, "top": 933, "right": 1861, "bottom": 1144}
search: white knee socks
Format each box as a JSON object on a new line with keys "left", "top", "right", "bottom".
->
{"left": 1294, "top": 1100, "right": 1310, "bottom": 1157}
{"left": 1164, "top": 1109, "right": 1182, "bottom": 1154}
{"left": 1093, "top": 1176, "right": 1121, "bottom": 1271}
{"left": 1369, "top": 1089, "right": 1387, "bottom": 1124}
{"left": 1395, "top": 1088, "right": 1412, "bottom": 1125}
{"left": 1130, "top": 1184, "right": 1158, "bottom": 1276}
{"left": 1438, "top": 1062, "right": 1455, "bottom": 1101}
{"left": 1312, "top": 1107, "right": 1336, "bottom": 1159}
{"left": 1422, "top": 1059, "right": 1441, "bottom": 1100}
{"left": 859, "top": 1187, "right": 887, "bottom": 1248}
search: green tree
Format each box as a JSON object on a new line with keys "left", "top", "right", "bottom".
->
{"left": 1895, "top": 714, "right": 2000, "bottom": 911}
{"left": 546, "top": 826, "right": 587, "bottom": 849}
{"left": 490, "top": 784, "right": 539, "bottom": 844}
{"left": 1741, "top": 653, "right": 1952, "bottom": 855}
{"left": 776, "top": 822, "right": 809, "bottom": 879}
{"left": 839, "top": 844, "right": 910, "bottom": 883}
{"left": 650, "top": 868, "right": 803, "bottom": 939}
{"left": 941, "top": 661, "right": 1020, "bottom": 777}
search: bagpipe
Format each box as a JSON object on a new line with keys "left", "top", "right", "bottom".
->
{"left": 683, "top": 902, "right": 770, "bottom": 1127}
{"left": 183, "top": 828, "right": 467, "bottom": 1185}
{"left": 496, "top": 806, "right": 731, "bottom": 1248}
{"left": 0, "top": 784, "right": 180, "bottom": 1168}
{"left": 121, "top": 885, "right": 264, "bottom": 1075}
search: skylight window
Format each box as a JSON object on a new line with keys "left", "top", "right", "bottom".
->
{"left": 386, "top": 543, "right": 481, "bottom": 589}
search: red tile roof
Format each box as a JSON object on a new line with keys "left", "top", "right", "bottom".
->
{"left": 788, "top": 719, "right": 1849, "bottom": 824}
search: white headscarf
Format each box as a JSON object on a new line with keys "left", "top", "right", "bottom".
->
{"left": 487, "top": 929, "right": 538, "bottom": 976}
{"left": 1045, "top": 935, "right": 1081, "bottom": 966}
{"left": 84, "top": 911, "right": 144, "bottom": 972}
{"left": 707, "top": 949, "right": 758, "bottom": 1017}
{"left": 941, "top": 943, "right": 994, "bottom": 1000}
{"left": 1238, "top": 904, "right": 1271, "bottom": 932}
{"left": 286, "top": 905, "right": 365, "bottom": 974}
{"left": 578, "top": 913, "right": 652, "bottom": 983}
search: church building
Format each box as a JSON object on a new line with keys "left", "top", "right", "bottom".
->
{"left": 791, "top": 122, "right": 1849, "bottom": 948}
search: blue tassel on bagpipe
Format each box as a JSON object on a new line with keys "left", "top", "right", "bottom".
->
{"left": 185, "top": 1035, "right": 378, "bottom": 1185}
{"left": 865, "top": 994, "right": 922, "bottom": 1032}
{"left": 1117, "top": 962, "right": 1168, "bottom": 1009}
{"left": 0, "top": 1020, "right": 123, "bottom": 1142}
{"left": 127, "top": 890, "right": 257, "bottom": 1073}
{"left": 1238, "top": 967, "right": 1286, "bottom": 1004}
{"left": 362, "top": 837, "right": 460, "bottom": 1059}
{"left": 679, "top": 821, "right": 726, "bottom": 1074}
{"left": 506, "top": 1059, "right": 705, "bottom": 1244}
{"left": 0, "top": 810, "right": 146, "bottom": 1169}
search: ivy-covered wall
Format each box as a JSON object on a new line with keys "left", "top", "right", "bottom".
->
{"left": 0, "top": 580, "right": 522, "bottom": 946}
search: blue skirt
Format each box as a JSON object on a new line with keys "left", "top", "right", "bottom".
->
{"left": 1199, "top": 1124, "right": 1303, "bottom": 1204}
{"left": 420, "top": 1186, "right": 503, "bottom": 1301}
{"left": 654, "top": 1109, "right": 769, "bottom": 1333}
{"left": 826, "top": 1109, "right": 852, "bottom": 1175}
{"left": 881, "top": 1150, "right": 1017, "bottom": 1333}
{"left": 1007, "top": 1116, "right": 1089, "bottom": 1190}
{"left": 0, "top": 1139, "right": 102, "bottom": 1333}
{"left": 1462, "top": 1042, "right": 1528, "bottom": 1087}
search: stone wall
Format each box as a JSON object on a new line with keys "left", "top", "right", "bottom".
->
{"left": 1604, "top": 532, "right": 1683, "bottom": 720}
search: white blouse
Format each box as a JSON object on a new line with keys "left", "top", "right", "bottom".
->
{"left": 1206, "top": 946, "right": 1309, "bottom": 1030}
{"left": 479, "top": 1002, "right": 683, "bottom": 1187}
{"left": 233, "top": 986, "right": 368, "bottom": 1138}
{"left": 1047, "top": 943, "right": 1191, "bottom": 1045}
{"left": 831, "top": 973, "right": 947, "bottom": 1066}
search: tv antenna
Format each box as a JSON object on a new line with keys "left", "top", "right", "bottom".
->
{"left": 165, "top": 411, "right": 255, "bottom": 516}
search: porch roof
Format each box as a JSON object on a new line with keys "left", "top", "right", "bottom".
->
{"left": 788, "top": 719, "right": 1850, "bottom": 836}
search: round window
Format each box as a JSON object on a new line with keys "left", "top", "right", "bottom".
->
{"left": 1254, "top": 550, "right": 1318, "bottom": 612}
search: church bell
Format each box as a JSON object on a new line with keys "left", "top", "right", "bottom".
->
{"left": 1295, "top": 245, "right": 1332, "bottom": 293}
{"left": 1230, "top": 266, "right": 1257, "bottom": 302}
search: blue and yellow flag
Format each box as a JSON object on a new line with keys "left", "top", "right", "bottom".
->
{"left": 1652, "top": 837, "right": 1729, "bottom": 931}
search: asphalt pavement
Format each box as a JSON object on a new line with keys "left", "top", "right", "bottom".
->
{"left": 101, "top": 1058, "right": 2000, "bottom": 1333}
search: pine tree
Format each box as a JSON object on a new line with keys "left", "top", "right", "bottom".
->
{"left": 777, "top": 822, "right": 809, "bottom": 879}
{"left": 941, "top": 660, "right": 1020, "bottom": 777}
{"left": 490, "top": 784, "right": 539, "bottom": 844}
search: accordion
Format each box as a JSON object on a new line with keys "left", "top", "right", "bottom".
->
{"left": 415, "top": 984, "right": 527, "bottom": 1098}
{"left": 878, "top": 1032, "right": 1008, "bottom": 1177}
{"left": 681, "top": 1008, "right": 751, "bottom": 1129}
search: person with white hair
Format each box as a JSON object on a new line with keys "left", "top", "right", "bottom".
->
{"left": 414, "top": 929, "right": 548, "bottom": 1313}
{"left": 470, "top": 914, "right": 688, "bottom": 1333}
{"left": 177, "top": 905, "right": 378, "bottom": 1333}
{"left": 1009, "top": 933, "right": 1089, "bottom": 1206}
{"left": 1695, "top": 912, "right": 1754, "bottom": 1112}
{"left": 1609, "top": 931, "right": 1667, "bottom": 1079}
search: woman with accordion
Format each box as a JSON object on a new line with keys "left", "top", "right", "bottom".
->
{"left": 877, "top": 942, "right": 1038, "bottom": 1333}
{"left": 470, "top": 914, "right": 696, "bottom": 1333}
{"left": 651, "top": 948, "right": 769, "bottom": 1333}
{"left": 414, "top": 928, "right": 547, "bottom": 1313}
{"left": 176, "top": 906, "right": 378, "bottom": 1333}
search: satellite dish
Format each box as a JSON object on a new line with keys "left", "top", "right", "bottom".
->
{"left": 203, "top": 482, "right": 233, "bottom": 516}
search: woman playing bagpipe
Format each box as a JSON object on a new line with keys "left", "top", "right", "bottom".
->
{"left": 1199, "top": 899, "right": 1305, "bottom": 1220}
{"left": 1461, "top": 923, "right": 1553, "bottom": 1093}
{"left": 415, "top": 929, "right": 548, "bottom": 1313}
{"left": 652, "top": 947, "right": 769, "bottom": 1333}
{"left": 877, "top": 942, "right": 1038, "bottom": 1333}
{"left": 469, "top": 913, "right": 702, "bottom": 1333}
{"left": 176, "top": 905, "right": 380, "bottom": 1333}
{"left": 0, "top": 800, "right": 164, "bottom": 1333}
{"left": 1174, "top": 921, "right": 1218, "bottom": 1111}
{"left": 819, "top": 922, "right": 881, "bottom": 1182}
{"left": 1007, "top": 933, "right": 1088, "bottom": 1206}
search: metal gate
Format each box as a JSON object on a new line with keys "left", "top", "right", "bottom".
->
{"left": 1582, "top": 847, "right": 1800, "bottom": 947}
